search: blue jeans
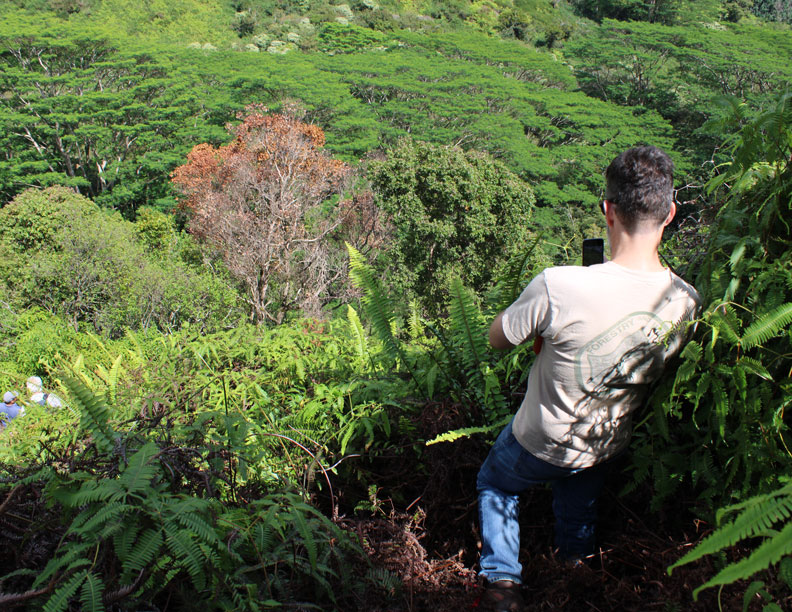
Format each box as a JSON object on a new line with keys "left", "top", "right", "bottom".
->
{"left": 476, "top": 420, "right": 612, "bottom": 583}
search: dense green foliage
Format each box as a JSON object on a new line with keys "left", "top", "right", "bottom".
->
{"left": 0, "top": 0, "right": 791, "bottom": 608}
{"left": 368, "top": 139, "right": 536, "bottom": 315}
{"left": 626, "top": 91, "right": 792, "bottom": 602}
{"left": 0, "top": 187, "right": 240, "bottom": 341}
{"left": 0, "top": 320, "right": 402, "bottom": 609}
{"left": 0, "top": 7, "right": 679, "bottom": 221}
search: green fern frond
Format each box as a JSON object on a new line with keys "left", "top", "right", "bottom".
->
{"left": 103, "top": 354, "right": 123, "bottom": 405}
{"left": 66, "top": 481, "right": 123, "bottom": 507}
{"left": 692, "top": 521, "right": 792, "bottom": 599}
{"left": 79, "top": 572, "right": 105, "bottom": 612}
{"left": 712, "top": 378, "right": 729, "bottom": 439}
{"left": 737, "top": 357, "right": 772, "bottom": 381}
{"left": 741, "top": 303, "right": 792, "bottom": 350}
{"left": 252, "top": 511, "right": 278, "bottom": 554}
{"left": 669, "top": 483, "right": 792, "bottom": 575}
{"left": 447, "top": 276, "right": 488, "bottom": 373}
{"left": 447, "top": 276, "right": 507, "bottom": 413}
{"left": 124, "top": 329, "right": 146, "bottom": 368}
{"left": 174, "top": 509, "right": 220, "bottom": 547}
{"left": 69, "top": 502, "right": 131, "bottom": 537}
{"left": 407, "top": 300, "right": 424, "bottom": 341}
{"left": 64, "top": 377, "right": 115, "bottom": 453}
{"left": 42, "top": 570, "right": 88, "bottom": 612}
{"left": 34, "top": 543, "right": 92, "bottom": 588}
{"left": 347, "top": 243, "right": 421, "bottom": 391}
{"left": 495, "top": 233, "right": 542, "bottom": 312}
{"left": 426, "top": 417, "right": 510, "bottom": 445}
{"left": 711, "top": 306, "right": 742, "bottom": 346}
{"left": 290, "top": 505, "right": 318, "bottom": 571}
{"left": 113, "top": 522, "right": 141, "bottom": 563}
{"left": 119, "top": 443, "right": 159, "bottom": 496}
{"left": 166, "top": 529, "right": 206, "bottom": 590}
{"left": 346, "top": 305, "right": 369, "bottom": 366}
{"left": 125, "top": 528, "right": 164, "bottom": 575}
{"left": 346, "top": 243, "right": 402, "bottom": 366}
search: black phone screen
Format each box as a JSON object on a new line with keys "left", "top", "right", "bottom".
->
{"left": 582, "top": 238, "right": 604, "bottom": 267}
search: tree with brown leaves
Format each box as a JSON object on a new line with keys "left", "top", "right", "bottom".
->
{"left": 172, "top": 106, "right": 369, "bottom": 324}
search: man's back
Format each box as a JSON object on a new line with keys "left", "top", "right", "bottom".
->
{"left": 502, "top": 261, "right": 699, "bottom": 468}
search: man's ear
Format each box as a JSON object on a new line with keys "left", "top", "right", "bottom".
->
{"left": 663, "top": 201, "right": 676, "bottom": 227}
{"left": 604, "top": 199, "right": 617, "bottom": 228}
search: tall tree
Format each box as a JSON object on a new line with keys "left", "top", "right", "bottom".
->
{"left": 368, "top": 139, "right": 535, "bottom": 316}
{"left": 172, "top": 106, "right": 358, "bottom": 324}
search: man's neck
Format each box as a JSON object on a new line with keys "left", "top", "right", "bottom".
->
{"left": 607, "top": 226, "right": 666, "bottom": 272}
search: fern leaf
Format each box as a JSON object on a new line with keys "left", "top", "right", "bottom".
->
{"left": 712, "top": 378, "right": 729, "bottom": 439}
{"left": 711, "top": 307, "right": 742, "bottom": 346}
{"left": 174, "top": 509, "right": 220, "bottom": 547}
{"left": 290, "top": 505, "right": 318, "bottom": 571}
{"left": 447, "top": 276, "right": 488, "bottom": 372}
{"left": 67, "top": 481, "right": 123, "bottom": 507}
{"left": 496, "top": 234, "right": 542, "bottom": 311}
{"left": 737, "top": 357, "right": 772, "bottom": 381}
{"left": 64, "top": 377, "right": 114, "bottom": 453}
{"left": 107, "top": 354, "right": 123, "bottom": 405}
{"left": 42, "top": 570, "right": 88, "bottom": 612}
{"left": 741, "top": 303, "right": 792, "bottom": 350}
{"left": 166, "top": 529, "right": 206, "bottom": 590}
{"left": 669, "top": 484, "right": 792, "bottom": 573}
{"left": 79, "top": 572, "right": 105, "bottom": 612}
{"left": 692, "top": 521, "right": 792, "bottom": 599}
{"left": 407, "top": 299, "right": 423, "bottom": 341}
{"left": 113, "top": 522, "right": 141, "bottom": 563}
{"left": 34, "top": 543, "right": 92, "bottom": 588}
{"left": 346, "top": 305, "right": 369, "bottom": 365}
{"left": 346, "top": 243, "right": 402, "bottom": 365}
{"left": 69, "top": 502, "right": 131, "bottom": 537}
{"left": 125, "top": 528, "right": 164, "bottom": 574}
{"left": 119, "top": 443, "right": 159, "bottom": 496}
{"left": 426, "top": 418, "right": 510, "bottom": 445}
{"left": 347, "top": 243, "right": 421, "bottom": 390}
{"left": 253, "top": 513, "right": 278, "bottom": 555}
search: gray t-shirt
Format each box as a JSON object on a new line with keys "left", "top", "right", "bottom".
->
{"left": 501, "top": 262, "right": 699, "bottom": 468}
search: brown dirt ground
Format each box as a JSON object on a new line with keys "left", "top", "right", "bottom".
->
{"left": 334, "top": 400, "right": 792, "bottom": 612}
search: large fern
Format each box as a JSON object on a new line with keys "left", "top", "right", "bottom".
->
{"left": 64, "top": 376, "right": 115, "bottom": 453}
{"left": 346, "top": 242, "right": 422, "bottom": 392}
{"left": 740, "top": 302, "right": 792, "bottom": 350}
{"left": 447, "top": 276, "right": 507, "bottom": 416}
{"left": 668, "top": 482, "right": 792, "bottom": 599}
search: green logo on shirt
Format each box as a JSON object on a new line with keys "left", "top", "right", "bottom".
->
{"left": 575, "top": 311, "right": 670, "bottom": 396}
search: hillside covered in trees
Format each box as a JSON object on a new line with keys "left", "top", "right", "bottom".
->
{"left": 0, "top": 1, "right": 791, "bottom": 610}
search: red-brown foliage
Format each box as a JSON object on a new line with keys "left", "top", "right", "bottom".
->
{"left": 172, "top": 106, "right": 363, "bottom": 323}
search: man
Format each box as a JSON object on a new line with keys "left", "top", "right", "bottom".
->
{"left": 1, "top": 391, "right": 25, "bottom": 430}
{"left": 477, "top": 146, "right": 700, "bottom": 612}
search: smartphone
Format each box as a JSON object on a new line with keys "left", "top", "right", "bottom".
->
{"left": 582, "top": 238, "right": 604, "bottom": 267}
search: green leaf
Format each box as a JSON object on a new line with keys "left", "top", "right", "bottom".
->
{"left": 79, "top": 572, "right": 105, "bottom": 612}
{"left": 741, "top": 303, "right": 792, "bottom": 350}
{"left": 43, "top": 570, "right": 88, "bottom": 612}
{"left": 427, "top": 417, "right": 509, "bottom": 445}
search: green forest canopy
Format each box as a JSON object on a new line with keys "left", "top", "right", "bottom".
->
{"left": 0, "top": 1, "right": 791, "bottom": 610}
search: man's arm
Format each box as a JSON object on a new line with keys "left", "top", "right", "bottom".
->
{"left": 489, "top": 311, "right": 516, "bottom": 350}
{"left": 489, "top": 271, "right": 552, "bottom": 352}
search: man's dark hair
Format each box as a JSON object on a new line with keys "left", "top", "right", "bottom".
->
{"left": 604, "top": 146, "right": 674, "bottom": 231}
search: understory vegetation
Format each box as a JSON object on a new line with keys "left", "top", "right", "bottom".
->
{"left": 0, "top": 1, "right": 790, "bottom": 610}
